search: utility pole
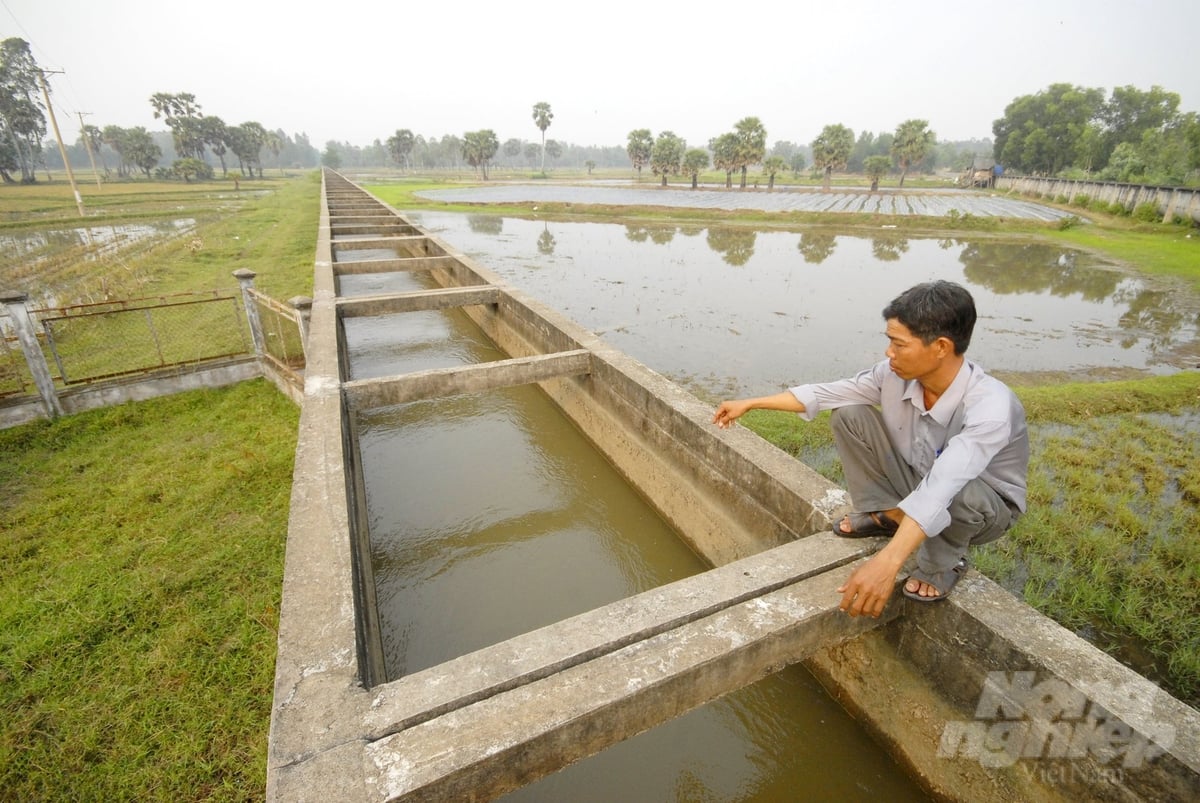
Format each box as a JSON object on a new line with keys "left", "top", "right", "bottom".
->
{"left": 36, "top": 68, "right": 84, "bottom": 217}
{"left": 77, "top": 112, "right": 103, "bottom": 190}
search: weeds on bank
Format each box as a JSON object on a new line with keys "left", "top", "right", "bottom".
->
{"left": 739, "top": 372, "right": 1200, "bottom": 707}
{"left": 0, "top": 380, "right": 299, "bottom": 801}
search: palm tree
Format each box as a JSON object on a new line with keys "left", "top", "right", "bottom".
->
{"left": 531, "top": 102, "right": 553, "bottom": 175}
{"left": 811, "top": 123, "right": 854, "bottom": 190}
{"left": 891, "top": 119, "right": 935, "bottom": 187}
{"left": 733, "top": 117, "right": 767, "bottom": 188}
{"left": 626, "top": 129, "right": 653, "bottom": 179}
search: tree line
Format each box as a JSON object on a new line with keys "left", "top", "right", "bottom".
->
{"left": 4, "top": 32, "right": 1196, "bottom": 187}
{"left": 1, "top": 38, "right": 319, "bottom": 183}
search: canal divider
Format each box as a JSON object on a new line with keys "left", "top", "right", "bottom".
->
{"left": 267, "top": 170, "right": 1199, "bottom": 801}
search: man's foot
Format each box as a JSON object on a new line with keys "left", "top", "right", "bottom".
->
{"left": 833, "top": 511, "right": 899, "bottom": 538}
{"left": 902, "top": 557, "right": 968, "bottom": 603}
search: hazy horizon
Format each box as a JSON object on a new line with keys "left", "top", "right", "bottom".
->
{"left": 5, "top": 0, "right": 1199, "bottom": 150}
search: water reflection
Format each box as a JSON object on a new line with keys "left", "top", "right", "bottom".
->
{"left": 537, "top": 223, "right": 556, "bottom": 255}
{"left": 409, "top": 211, "right": 1200, "bottom": 395}
{"left": 797, "top": 231, "right": 837, "bottom": 264}
{"left": 707, "top": 228, "right": 756, "bottom": 266}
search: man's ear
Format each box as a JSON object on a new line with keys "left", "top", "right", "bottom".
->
{"left": 935, "top": 336, "right": 955, "bottom": 357}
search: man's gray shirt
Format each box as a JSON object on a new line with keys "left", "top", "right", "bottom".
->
{"left": 789, "top": 359, "right": 1029, "bottom": 537}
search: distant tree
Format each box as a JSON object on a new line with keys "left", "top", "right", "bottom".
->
{"left": 709, "top": 132, "right": 738, "bottom": 188}
{"left": 733, "top": 116, "right": 767, "bottom": 188}
{"left": 523, "top": 142, "right": 541, "bottom": 168}
{"left": 992, "top": 83, "right": 1105, "bottom": 174}
{"left": 321, "top": 142, "right": 341, "bottom": 169}
{"left": 789, "top": 152, "right": 807, "bottom": 174}
{"left": 1100, "top": 85, "right": 1180, "bottom": 165}
{"left": 0, "top": 37, "right": 46, "bottom": 183}
{"left": 585, "top": 159, "right": 596, "bottom": 175}
{"left": 150, "top": 91, "right": 205, "bottom": 160}
{"left": 265, "top": 130, "right": 283, "bottom": 172}
{"left": 228, "top": 121, "right": 268, "bottom": 177}
{"left": 811, "top": 123, "right": 854, "bottom": 190}
{"left": 80, "top": 123, "right": 108, "bottom": 175}
{"left": 544, "top": 138, "right": 562, "bottom": 167}
{"left": 503, "top": 137, "right": 522, "bottom": 166}
{"left": 650, "top": 131, "right": 685, "bottom": 186}
{"left": 386, "top": 128, "right": 415, "bottom": 170}
{"left": 891, "top": 119, "right": 935, "bottom": 186}
{"left": 125, "top": 127, "right": 162, "bottom": 178}
{"left": 199, "top": 115, "right": 228, "bottom": 175}
{"left": 864, "top": 154, "right": 891, "bottom": 190}
{"left": 626, "top": 128, "right": 653, "bottom": 179}
{"left": 761, "top": 155, "right": 786, "bottom": 190}
{"left": 683, "top": 148, "right": 709, "bottom": 189}
{"left": 462, "top": 129, "right": 499, "bottom": 180}
{"left": 532, "top": 101, "right": 553, "bottom": 174}
{"left": 172, "top": 157, "right": 211, "bottom": 182}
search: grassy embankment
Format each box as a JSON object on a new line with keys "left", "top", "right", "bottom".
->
{"left": 1, "top": 174, "right": 317, "bottom": 800}
{"left": 1, "top": 170, "right": 1197, "bottom": 798}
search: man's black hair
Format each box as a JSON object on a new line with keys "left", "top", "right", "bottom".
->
{"left": 882, "top": 280, "right": 977, "bottom": 355}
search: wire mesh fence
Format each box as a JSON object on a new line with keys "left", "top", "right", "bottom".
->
{"left": 245, "top": 289, "right": 307, "bottom": 374}
{"left": 0, "top": 327, "right": 32, "bottom": 398}
{"left": 36, "top": 291, "right": 253, "bottom": 386}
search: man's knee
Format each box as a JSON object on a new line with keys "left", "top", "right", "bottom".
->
{"left": 830, "top": 404, "right": 880, "bottom": 435}
{"left": 950, "top": 481, "right": 1012, "bottom": 546}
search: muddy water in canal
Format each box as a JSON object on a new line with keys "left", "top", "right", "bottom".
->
{"left": 337, "top": 265, "right": 930, "bottom": 801}
{"left": 407, "top": 211, "right": 1200, "bottom": 399}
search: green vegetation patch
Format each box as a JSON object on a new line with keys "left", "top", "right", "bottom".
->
{"left": 0, "top": 380, "right": 299, "bottom": 800}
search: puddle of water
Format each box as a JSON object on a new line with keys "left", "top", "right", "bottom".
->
{"left": 407, "top": 212, "right": 1200, "bottom": 398}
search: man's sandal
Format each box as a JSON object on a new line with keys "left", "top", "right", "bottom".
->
{"left": 902, "top": 557, "right": 968, "bottom": 603}
{"left": 832, "top": 511, "right": 899, "bottom": 538}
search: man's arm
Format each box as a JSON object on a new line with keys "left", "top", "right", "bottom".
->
{"left": 836, "top": 517, "right": 925, "bottom": 617}
{"left": 712, "top": 391, "right": 805, "bottom": 429}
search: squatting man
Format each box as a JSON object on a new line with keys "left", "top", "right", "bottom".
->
{"left": 712, "top": 281, "right": 1029, "bottom": 618}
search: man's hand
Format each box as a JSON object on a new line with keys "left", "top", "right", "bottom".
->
{"left": 712, "top": 399, "right": 752, "bottom": 429}
{"left": 712, "top": 391, "right": 806, "bottom": 429}
{"left": 837, "top": 516, "right": 926, "bottom": 618}
{"left": 837, "top": 554, "right": 900, "bottom": 618}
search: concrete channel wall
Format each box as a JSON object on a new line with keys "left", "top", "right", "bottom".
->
{"left": 266, "top": 171, "right": 1199, "bottom": 801}
{"left": 997, "top": 175, "right": 1200, "bottom": 224}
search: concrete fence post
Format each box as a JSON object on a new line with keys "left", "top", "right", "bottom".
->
{"left": 233, "top": 269, "right": 265, "bottom": 358}
{"left": 0, "top": 290, "right": 64, "bottom": 419}
{"left": 288, "top": 296, "right": 313, "bottom": 359}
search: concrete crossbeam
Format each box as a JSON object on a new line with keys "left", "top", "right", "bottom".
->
{"left": 332, "top": 236, "right": 429, "bottom": 252}
{"left": 358, "top": 541, "right": 893, "bottom": 801}
{"left": 342, "top": 349, "right": 592, "bottom": 409}
{"left": 336, "top": 286, "right": 502, "bottom": 317}
{"left": 333, "top": 256, "right": 461, "bottom": 276}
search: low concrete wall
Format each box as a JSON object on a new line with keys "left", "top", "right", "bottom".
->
{"left": 997, "top": 175, "right": 1200, "bottom": 224}
{"left": 0, "top": 357, "right": 277, "bottom": 429}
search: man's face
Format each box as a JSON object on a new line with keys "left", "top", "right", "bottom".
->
{"left": 884, "top": 318, "right": 942, "bottom": 381}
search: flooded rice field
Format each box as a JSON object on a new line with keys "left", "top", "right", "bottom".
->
{"left": 417, "top": 182, "right": 1080, "bottom": 221}
{"left": 406, "top": 210, "right": 1200, "bottom": 398}
{"left": 0, "top": 219, "right": 197, "bottom": 307}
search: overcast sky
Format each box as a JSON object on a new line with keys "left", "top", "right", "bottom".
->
{"left": 5, "top": 0, "right": 1199, "bottom": 151}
